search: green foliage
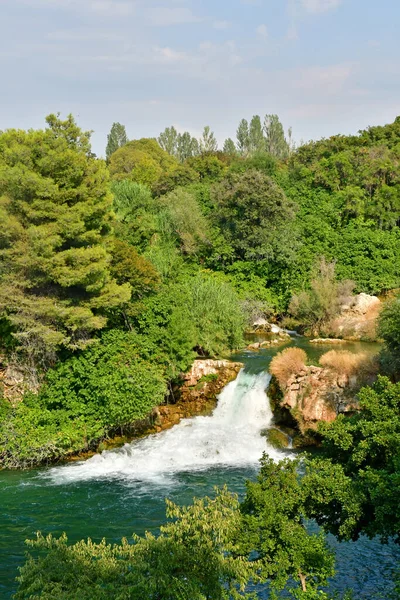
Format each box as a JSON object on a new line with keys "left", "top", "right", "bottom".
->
{"left": 15, "top": 488, "right": 258, "bottom": 600}
{"left": 157, "top": 188, "right": 209, "bottom": 255}
{"left": 223, "top": 138, "right": 237, "bottom": 155}
{"left": 199, "top": 126, "right": 218, "bottom": 153}
{"left": 264, "top": 114, "right": 290, "bottom": 159}
{"left": 186, "top": 154, "right": 227, "bottom": 182}
{"left": 111, "top": 179, "right": 158, "bottom": 250}
{"left": 289, "top": 259, "right": 354, "bottom": 333}
{"left": 109, "top": 139, "right": 178, "bottom": 185}
{"left": 105, "top": 122, "right": 127, "bottom": 162}
{"left": 152, "top": 164, "right": 199, "bottom": 197}
{"left": 0, "top": 114, "right": 131, "bottom": 367}
{"left": 303, "top": 376, "right": 400, "bottom": 542}
{"left": 240, "top": 456, "right": 335, "bottom": 595}
{"left": 213, "top": 169, "right": 296, "bottom": 262}
{"left": 379, "top": 295, "right": 400, "bottom": 378}
{"left": 236, "top": 119, "right": 250, "bottom": 156}
{"left": 0, "top": 330, "right": 167, "bottom": 468}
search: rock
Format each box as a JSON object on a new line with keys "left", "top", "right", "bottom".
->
{"left": 350, "top": 293, "right": 381, "bottom": 315}
{"left": 3, "top": 365, "right": 25, "bottom": 386}
{"left": 266, "top": 427, "right": 291, "bottom": 449}
{"left": 247, "top": 342, "right": 261, "bottom": 350}
{"left": 253, "top": 318, "right": 271, "bottom": 332}
{"left": 183, "top": 359, "right": 242, "bottom": 388}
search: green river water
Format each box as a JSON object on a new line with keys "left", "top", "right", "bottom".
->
{"left": 1, "top": 338, "right": 399, "bottom": 598}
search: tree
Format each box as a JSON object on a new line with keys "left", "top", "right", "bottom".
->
{"left": 157, "top": 189, "right": 209, "bottom": 255}
{"left": 200, "top": 126, "right": 218, "bottom": 153}
{"left": 177, "top": 132, "right": 200, "bottom": 162}
{"left": 236, "top": 119, "right": 250, "bottom": 156}
{"left": 223, "top": 138, "right": 237, "bottom": 155}
{"left": 212, "top": 169, "right": 296, "bottom": 261}
{"left": 158, "top": 126, "right": 179, "bottom": 157}
{"left": 303, "top": 376, "right": 400, "bottom": 544}
{"left": 249, "top": 115, "right": 264, "bottom": 154}
{"left": 289, "top": 259, "right": 354, "bottom": 334}
{"left": 378, "top": 295, "right": 400, "bottom": 379}
{"left": 111, "top": 180, "right": 158, "bottom": 250}
{"left": 263, "top": 114, "right": 289, "bottom": 158}
{"left": 240, "top": 456, "right": 335, "bottom": 596}
{"left": 14, "top": 489, "right": 257, "bottom": 599}
{"left": 105, "top": 122, "right": 127, "bottom": 162}
{"left": 0, "top": 114, "right": 131, "bottom": 369}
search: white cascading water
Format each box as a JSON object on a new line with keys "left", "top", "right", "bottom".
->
{"left": 47, "top": 369, "right": 283, "bottom": 486}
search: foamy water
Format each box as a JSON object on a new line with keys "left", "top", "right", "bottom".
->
{"left": 46, "top": 370, "right": 282, "bottom": 485}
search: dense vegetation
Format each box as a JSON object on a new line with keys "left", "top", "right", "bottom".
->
{"left": 1, "top": 112, "right": 400, "bottom": 466}
{"left": 1, "top": 112, "right": 400, "bottom": 596}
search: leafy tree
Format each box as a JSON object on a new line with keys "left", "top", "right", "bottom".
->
{"left": 105, "top": 122, "right": 128, "bottom": 162}
{"left": 236, "top": 119, "right": 250, "bottom": 156}
{"left": 157, "top": 189, "right": 209, "bottom": 255}
{"left": 249, "top": 115, "right": 264, "bottom": 154}
{"left": 0, "top": 114, "right": 131, "bottom": 368}
{"left": 186, "top": 154, "right": 227, "bottom": 182}
{"left": 223, "top": 138, "right": 237, "bottom": 155}
{"left": 378, "top": 294, "right": 400, "bottom": 379}
{"left": 152, "top": 164, "right": 199, "bottom": 197}
{"left": 241, "top": 456, "right": 335, "bottom": 596}
{"left": 264, "top": 114, "right": 289, "bottom": 159}
{"left": 212, "top": 169, "right": 296, "bottom": 261}
{"left": 14, "top": 488, "right": 257, "bottom": 599}
{"left": 177, "top": 132, "right": 200, "bottom": 162}
{"left": 111, "top": 180, "right": 158, "bottom": 250}
{"left": 200, "top": 126, "right": 218, "bottom": 153}
{"left": 109, "top": 139, "right": 178, "bottom": 184}
{"left": 158, "top": 125, "right": 179, "bottom": 157}
{"left": 303, "top": 376, "right": 400, "bottom": 543}
{"left": 109, "top": 146, "right": 163, "bottom": 186}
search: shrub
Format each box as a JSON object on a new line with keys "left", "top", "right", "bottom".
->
{"left": 319, "top": 350, "right": 378, "bottom": 384}
{"left": 289, "top": 258, "right": 354, "bottom": 334}
{"left": 270, "top": 347, "right": 307, "bottom": 389}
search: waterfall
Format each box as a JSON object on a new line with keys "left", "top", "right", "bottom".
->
{"left": 46, "top": 369, "right": 283, "bottom": 485}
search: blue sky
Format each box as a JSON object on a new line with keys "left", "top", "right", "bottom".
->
{"left": 1, "top": 0, "right": 399, "bottom": 156}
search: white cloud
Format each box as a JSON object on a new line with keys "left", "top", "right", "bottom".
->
{"left": 147, "top": 6, "right": 201, "bottom": 26}
{"left": 295, "top": 63, "right": 353, "bottom": 95}
{"left": 154, "top": 46, "right": 188, "bottom": 63}
{"left": 256, "top": 24, "right": 268, "bottom": 38}
{"left": 300, "top": 0, "right": 342, "bottom": 14}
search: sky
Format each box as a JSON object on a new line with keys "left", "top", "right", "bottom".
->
{"left": 1, "top": 0, "right": 399, "bottom": 156}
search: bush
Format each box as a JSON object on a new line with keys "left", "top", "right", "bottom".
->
{"left": 289, "top": 258, "right": 354, "bottom": 334}
{"left": 0, "top": 330, "right": 168, "bottom": 468}
{"left": 319, "top": 350, "right": 377, "bottom": 382}
{"left": 270, "top": 347, "right": 307, "bottom": 389}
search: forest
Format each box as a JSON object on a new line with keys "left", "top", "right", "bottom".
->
{"left": 1, "top": 113, "right": 400, "bottom": 598}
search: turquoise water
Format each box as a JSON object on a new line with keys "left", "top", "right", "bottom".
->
{"left": 1, "top": 340, "right": 398, "bottom": 598}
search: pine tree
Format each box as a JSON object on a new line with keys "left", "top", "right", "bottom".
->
{"left": 0, "top": 114, "right": 131, "bottom": 368}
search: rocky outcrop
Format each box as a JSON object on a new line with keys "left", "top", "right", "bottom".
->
{"left": 271, "top": 366, "right": 360, "bottom": 436}
{"left": 0, "top": 358, "right": 39, "bottom": 405}
{"left": 247, "top": 330, "right": 291, "bottom": 351}
{"left": 328, "top": 293, "right": 381, "bottom": 341}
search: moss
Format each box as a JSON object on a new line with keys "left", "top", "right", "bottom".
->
{"left": 265, "top": 427, "right": 290, "bottom": 449}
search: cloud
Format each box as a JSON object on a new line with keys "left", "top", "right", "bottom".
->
{"left": 146, "top": 6, "right": 201, "bottom": 26}
{"left": 256, "top": 24, "right": 268, "bottom": 38}
{"left": 295, "top": 63, "right": 353, "bottom": 95}
{"left": 154, "top": 46, "right": 188, "bottom": 63}
{"left": 286, "top": 25, "right": 298, "bottom": 40}
{"left": 300, "top": 0, "right": 342, "bottom": 14}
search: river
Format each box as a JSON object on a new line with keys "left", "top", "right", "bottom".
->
{"left": 0, "top": 339, "right": 399, "bottom": 598}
